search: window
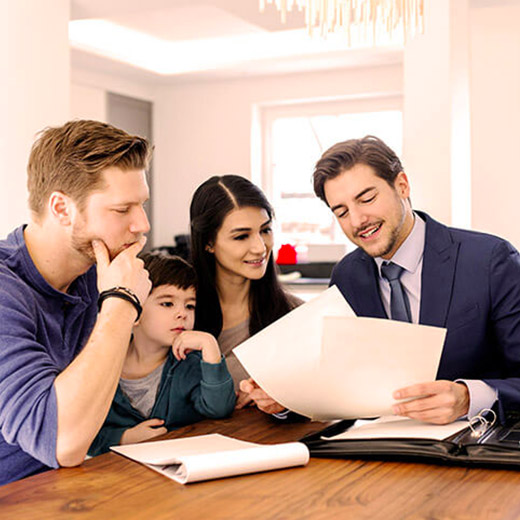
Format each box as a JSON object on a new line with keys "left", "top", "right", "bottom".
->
{"left": 260, "top": 97, "right": 402, "bottom": 255}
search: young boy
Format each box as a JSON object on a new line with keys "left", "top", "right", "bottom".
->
{"left": 88, "top": 253, "right": 236, "bottom": 455}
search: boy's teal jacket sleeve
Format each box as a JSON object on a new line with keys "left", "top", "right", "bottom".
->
{"left": 192, "top": 356, "right": 236, "bottom": 417}
{"left": 88, "top": 426, "right": 127, "bottom": 457}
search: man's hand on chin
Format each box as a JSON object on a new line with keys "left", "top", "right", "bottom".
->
{"left": 392, "top": 380, "right": 470, "bottom": 424}
{"left": 93, "top": 237, "right": 151, "bottom": 305}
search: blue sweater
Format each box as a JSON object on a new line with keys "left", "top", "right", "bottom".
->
{"left": 88, "top": 350, "right": 236, "bottom": 456}
{"left": 0, "top": 227, "right": 98, "bottom": 485}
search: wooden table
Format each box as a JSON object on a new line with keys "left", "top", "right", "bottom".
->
{"left": 2, "top": 408, "right": 520, "bottom": 520}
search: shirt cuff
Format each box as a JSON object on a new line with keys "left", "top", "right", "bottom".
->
{"left": 456, "top": 379, "right": 498, "bottom": 418}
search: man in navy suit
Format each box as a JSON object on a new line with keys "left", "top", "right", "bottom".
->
{"left": 312, "top": 136, "right": 520, "bottom": 424}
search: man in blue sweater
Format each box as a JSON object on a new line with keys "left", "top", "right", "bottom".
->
{"left": 0, "top": 120, "right": 153, "bottom": 485}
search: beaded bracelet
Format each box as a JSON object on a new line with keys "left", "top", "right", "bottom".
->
{"left": 98, "top": 287, "right": 142, "bottom": 321}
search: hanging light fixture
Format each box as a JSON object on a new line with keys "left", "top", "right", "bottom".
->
{"left": 259, "top": 0, "right": 424, "bottom": 43}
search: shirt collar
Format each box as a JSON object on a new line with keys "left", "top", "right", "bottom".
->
{"left": 374, "top": 212, "right": 425, "bottom": 276}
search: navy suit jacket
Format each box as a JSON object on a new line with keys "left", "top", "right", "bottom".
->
{"left": 330, "top": 211, "right": 520, "bottom": 420}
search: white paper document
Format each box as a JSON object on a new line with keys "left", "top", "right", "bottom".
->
{"left": 111, "top": 434, "right": 309, "bottom": 484}
{"left": 234, "top": 286, "right": 447, "bottom": 420}
{"left": 322, "top": 416, "right": 471, "bottom": 441}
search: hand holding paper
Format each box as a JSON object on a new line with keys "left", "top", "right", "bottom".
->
{"left": 235, "top": 389, "right": 254, "bottom": 410}
{"left": 392, "top": 380, "right": 470, "bottom": 424}
{"left": 239, "top": 378, "right": 285, "bottom": 414}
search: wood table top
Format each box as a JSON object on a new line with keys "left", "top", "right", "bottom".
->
{"left": 2, "top": 408, "right": 520, "bottom": 520}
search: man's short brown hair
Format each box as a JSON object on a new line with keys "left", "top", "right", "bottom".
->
{"left": 27, "top": 119, "right": 153, "bottom": 217}
{"left": 312, "top": 135, "right": 404, "bottom": 205}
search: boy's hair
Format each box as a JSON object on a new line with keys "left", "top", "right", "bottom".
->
{"left": 27, "top": 119, "right": 153, "bottom": 217}
{"left": 141, "top": 252, "right": 197, "bottom": 291}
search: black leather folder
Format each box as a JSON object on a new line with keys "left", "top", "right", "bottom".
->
{"left": 300, "top": 415, "right": 520, "bottom": 468}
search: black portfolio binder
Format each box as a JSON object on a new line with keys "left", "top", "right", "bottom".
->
{"left": 301, "top": 414, "right": 520, "bottom": 468}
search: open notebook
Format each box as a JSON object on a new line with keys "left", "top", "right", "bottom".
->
{"left": 111, "top": 434, "right": 309, "bottom": 484}
{"left": 301, "top": 411, "right": 520, "bottom": 467}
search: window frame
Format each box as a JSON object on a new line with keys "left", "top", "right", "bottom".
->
{"left": 256, "top": 94, "right": 403, "bottom": 247}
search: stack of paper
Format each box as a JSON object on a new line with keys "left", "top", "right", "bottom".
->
{"left": 322, "top": 416, "right": 471, "bottom": 441}
{"left": 234, "top": 286, "right": 447, "bottom": 420}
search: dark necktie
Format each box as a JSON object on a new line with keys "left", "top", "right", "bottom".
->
{"left": 381, "top": 262, "right": 412, "bottom": 323}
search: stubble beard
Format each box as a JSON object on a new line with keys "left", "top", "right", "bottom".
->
{"left": 71, "top": 222, "right": 97, "bottom": 263}
{"left": 71, "top": 221, "right": 126, "bottom": 264}
{"left": 374, "top": 219, "right": 403, "bottom": 258}
{"left": 71, "top": 231, "right": 131, "bottom": 263}
{"left": 359, "top": 199, "right": 407, "bottom": 259}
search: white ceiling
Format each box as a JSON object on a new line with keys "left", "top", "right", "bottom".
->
{"left": 71, "top": 0, "right": 309, "bottom": 36}
{"left": 69, "top": 0, "right": 404, "bottom": 83}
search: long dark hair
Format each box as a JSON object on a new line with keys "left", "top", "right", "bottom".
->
{"left": 190, "top": 175, "right": 292, "bottom": 338}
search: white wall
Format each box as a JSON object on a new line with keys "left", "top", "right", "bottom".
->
{"left": 403, "top": 0, "right": 453, "bottom": 225}
{"left": 70, "top": 68, "right": 156, "bottom": 122}
{"left": 403, "top": 0, "right": 472, "bottom": 230}
{"left": 71, "top": 68, "right": 156, "bottom": 104}
{"left": 470, "top": 2, "right": 520, "bottom": 248}
{"left": 152, "top": 64, "right": 403, "bottom": 246}
{"left": 1, "top": 0, "right": 70, "bottom": 238}
{"left": 70, "top": 84, "right": 107, "bottom": 122}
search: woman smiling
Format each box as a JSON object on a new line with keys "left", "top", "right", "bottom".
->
{"left": 190, "top": 175, "right": 301, "bottom": 412}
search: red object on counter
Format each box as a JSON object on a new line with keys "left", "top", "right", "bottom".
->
{"left": 276, "top": 244, "right": 297, "bottom": 264}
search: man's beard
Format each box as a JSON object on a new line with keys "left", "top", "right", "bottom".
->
{"left": 71, "top": 220, "right": 141, "bottom": 263}
{"left": 374, "top": 220, "right": 403, "bottom": 258}
{"left": 71, "top": 221, "right": 122, "bottom": 263}
{"left": 71, "top": 222, "right": 97, "bottom": 263}
{"left": 357, "top": 197, "right": 407, "bottom": 259}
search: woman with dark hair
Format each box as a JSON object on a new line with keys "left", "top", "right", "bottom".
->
{"left": 190, "top": 175, "right": 300, "bottom": 413}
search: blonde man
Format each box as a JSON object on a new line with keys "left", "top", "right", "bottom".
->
{"left": 0, "top": 120, "right": 152, "bottom": 485}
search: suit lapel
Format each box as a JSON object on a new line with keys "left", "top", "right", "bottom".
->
{"left": 351, "top": 254, "right": 387, "bottom": 319}
{"left": 418, "top": 212, "right": 460, "bottom": 327}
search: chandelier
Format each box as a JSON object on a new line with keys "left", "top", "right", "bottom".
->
{"left": 259, "top": 0, "right": 424, "bottom": 42}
